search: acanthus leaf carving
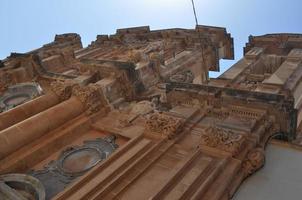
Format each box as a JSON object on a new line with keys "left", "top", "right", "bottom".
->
{"left": 200, "top": 126, "right": 245, "bottom": 156}
{"left": 72, "top": 84, "right": 105, "bottom": 115}
{"left": 50, "top": 80, "right": 76, "bottom": 101}
{"left": 146, "top": 112, "right": 184, "bottom": 139}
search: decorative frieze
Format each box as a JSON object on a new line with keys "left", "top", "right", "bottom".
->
{"left": 228, "top": 105, "right": 266, "bottom": 121}
{"left": 167, "top": 91, "right": 205, "bottom": 108}
{"left": 206, "top": 108, "right": 229, "bottom": 120}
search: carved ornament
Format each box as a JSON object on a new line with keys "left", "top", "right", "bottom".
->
{"left": 29, "top": 136, "right": 117, "bottom": 199}
{"left": 72, "top": 84, "right": 104, "bottom": 114}
{"left": 50, "top": 80, "right": 76, "bottom": 101}
{"left": 242, "top": 148, "right": 265, "bottom": 178}
{"left": 200, "top": 126, "right": 245, "bottom": 156}
{"left": 146, "top": 112, "right": 183, "bottom": 139}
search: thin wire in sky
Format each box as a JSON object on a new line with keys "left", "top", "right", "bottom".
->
{"left": 191, "top": 0, "right": 199, "bottom": 25}
{"left": 190, "top": 0, "right": 209, "bottom": 81}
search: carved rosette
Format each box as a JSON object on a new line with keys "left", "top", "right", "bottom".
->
{"left": 72, "top": 84, "right": 104, "bottom": 115}
{"left": 50, "top": 80, "right": 76, "bottom": 101}
{"left": 200, "top": 127, "right": 245, "bottom": 156}
{"left": 242, "top": 148, "right": 265, "bottom": 178}
{"left": 146, "top": 112, "right": 183, "bottom": 139}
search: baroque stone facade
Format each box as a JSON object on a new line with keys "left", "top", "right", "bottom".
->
{"left": 0, "top": 25, "right": 301, "bottom": 200}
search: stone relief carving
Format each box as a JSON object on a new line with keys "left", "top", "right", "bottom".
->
{"left": 200, "top": 126, "right": 245, "bottom": 156}
{"left": 1, "top": 27, "right": 300, "bottom": 200}
{"left": 146, "top": 112, "right": 184, "bottom": 139}
{"left": 72, "top": 84, "right": 105, "bottom": 115}
{"left": 50, "top": 80, "right": 76, "bottom": 101}
{"left": 29, "top": 136, "right": 118, "bottom": 199}
{"left": 242, "top": 148, "right": 265, "bottom": 178}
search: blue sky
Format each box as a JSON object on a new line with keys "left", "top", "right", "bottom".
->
{"left": 1, "top": 0, "right": 301, "bottom": 77}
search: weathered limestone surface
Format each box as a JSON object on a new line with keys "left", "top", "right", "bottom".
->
{"left": 0, "top": 97, "right": 84, "bottom": 159}
{"left": 0, "top": 92, "right": 60, "bottom": 131}
{"left": 0, "top": 26, "right": 301, "bottom": 200}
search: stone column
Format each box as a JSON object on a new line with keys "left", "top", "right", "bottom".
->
{"left": 0, "top": 96, "right": 84, "bottom": 160}
{"left": 0, "top": 80, "right": 76, "bottom": 131}
{"left": 0, "top": 92, "right": 60, "bottom": 131}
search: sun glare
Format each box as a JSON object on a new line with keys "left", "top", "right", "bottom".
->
{"left": 142, "top": 0, "right": 187, "bottom": 7}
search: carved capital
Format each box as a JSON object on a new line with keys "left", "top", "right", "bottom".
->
{"left": 242, "top": 148, "right": 265, "bottom": 178}
{"left": 200, "top": 127, "right": 245, "bottom": 156}
{"left": 146, "top": 112, "right": 183, "bottom": 139}
{"left": 50, "top": 80, "right": 76, "bottom": 101}
{"left": 72, "top": 84, "right": 104, "bottom": 115}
